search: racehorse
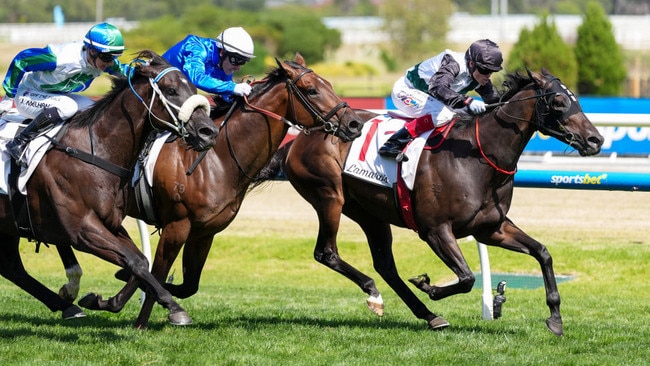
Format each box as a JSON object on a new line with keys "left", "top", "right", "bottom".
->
{"left": 252, "top": 69, "right": 603, "bottom": 336}
{"left": 56, "top": 53, "right": 363, "bottom": 328}
{"left": 0, "top": 50, "right": 218, "bottom": 325}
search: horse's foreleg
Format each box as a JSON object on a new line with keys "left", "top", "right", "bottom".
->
{"left": 474, "top": 218, "right": 563, "bottom": 336}
{"left": 76, "top": 225, "right": 191, "bottom": 326}
{"left": 0, "top": 236, "right": 85, "bottom": 319}
{"left": 135, "top": 223, "right": 194, "bottom": 329}
{"left": 311, "top": 197, "right": 383, "bottom": 316}
{"left": 56, "top": 245, "right": 82, "bottom": 302}
{"left": 167, "top": 235, "right": 213, "bottom": 298}
{"left": 417, "top": 226, "right": 475, "bottom": 300}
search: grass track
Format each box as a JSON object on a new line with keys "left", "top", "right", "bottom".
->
{"left": 1, "top": 183, "right": 649, "bottom": 365}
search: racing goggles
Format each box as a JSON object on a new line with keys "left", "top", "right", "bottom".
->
{"left": 476, "top": 65, "right": 495, "bottom": 75}
{"left": 97, "top": 52, "right": 119, "bottom": 62}
{"left": 226, "top": 52, "right": 249, "bottom": 66}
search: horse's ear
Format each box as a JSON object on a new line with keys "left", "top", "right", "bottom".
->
{"left": 275, "top": 57, "right": 283, "bottom": 69}
{"left": 294, "top": 53, "right": 306, "bottom": 67}
{"left": 526, "top": 67, "right": 534, "bottom": 79}
{"left": 528, "top": 68, "right": 543, "bottom": 85}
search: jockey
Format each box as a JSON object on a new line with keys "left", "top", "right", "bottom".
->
{"left": 1, "top": 22, "right": 128, "bottom": 165}
{"left": 378, "top": 39, "right": 503, "bottom": 161}
{"left": 162, "top": 26, "right": 255, "bottom": 107}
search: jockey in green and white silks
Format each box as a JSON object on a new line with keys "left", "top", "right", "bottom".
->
{"left": 1, "top": 23, "right": 128, "bottom": 120}
{"left": 1, "top": 22, "right": 128, "bottom": 165}
{"left": 379, "top": 39, "right": 504, "bottom": 162}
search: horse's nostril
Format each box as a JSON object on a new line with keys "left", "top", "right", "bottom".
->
{"left": 200, "top": 127, "right": 218, "bottom": 138}
{"left": 588, "top": 135, "right": 604, "bottom": 147}
{"left": 350, "top": 120, "right": 361, "bottom": 132}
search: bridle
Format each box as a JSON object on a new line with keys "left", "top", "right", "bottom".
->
{"left": 476, "top": 76, "right": 575, "bottom": 175}
{"left": 52, "top": 63, "right": 210, "bottom": 178}
{"left": 128, "top": 64, "right": 210, "bottom": 144}
{"left": 242, "top": 62, "right": 349, "bottom": 137}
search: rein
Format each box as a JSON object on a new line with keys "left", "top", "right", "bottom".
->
{"left": 476, "top": 80, "right": 563, "bottom": 175}
{"left": 242, "top": 66, "right": 348, "bottom": 136}
{"left": 128, "top": 65, "right": 210, "bottom": 143}
{"left": 57, "top": 65, "right": 209, "bottom": 178}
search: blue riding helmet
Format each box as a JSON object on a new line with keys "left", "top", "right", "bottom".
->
{"left": 83, "top": 22, "right": 125, "bottom": 55}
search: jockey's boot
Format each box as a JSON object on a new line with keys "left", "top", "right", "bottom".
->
{"left": 6, "top": 107, "right": 61, "bottom": 166}
{"left": 378, "top": 126, "right": 414, "bottom": 162}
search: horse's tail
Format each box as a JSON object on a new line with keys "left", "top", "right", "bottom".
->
{"left": 249, "top": 140, "right": 293, "bottom": 190}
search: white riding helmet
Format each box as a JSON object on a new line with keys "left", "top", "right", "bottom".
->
{"left": 216, "top": 27, "right": 255, "bottom": 60}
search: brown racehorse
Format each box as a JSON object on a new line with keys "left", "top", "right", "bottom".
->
{"left": 57, "top": 53, "right": 362, "bottom": 328}
{"left": 253, "top": 69, "right": 604, "bottom": 336}
{"left": 0, "top": 50, "right": 218, "bottom": 326}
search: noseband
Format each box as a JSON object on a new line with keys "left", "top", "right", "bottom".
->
{"left": 128, "top": 65, "right": 210, "bottom": 144}
{"left": 284, "top": 67, "right": 349, "bottom": 136}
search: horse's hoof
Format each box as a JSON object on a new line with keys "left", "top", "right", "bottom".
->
{"left": 408, "top": 273, "right": 430, "bottom": 288}
{"left": 366, "top": 295, "right": 384, "bottom": 317}
{"left": 427, "top": 316, "right": 450, "bottom": 330}
{"left": 62, "top": 305, "right": 87, "bottom": 320}
{"left": 546, "top": 317, "right": 564, "bottom": 337}
{"left": 78, "top": 292, "right": 102, "bottom": 310}
{"left": 169, "top": 310, "right": 192, "bottom": 326}
{"left": 59, "top": 286, "right": 76, "bottom": 303}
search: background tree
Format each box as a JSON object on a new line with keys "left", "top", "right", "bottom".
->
{"left": 574, "top": 1, "right": 627, "bottom": 95}
{"left": 379, "top": 0, "right": 452, "bottom": 66}
{"left": 507, "top": 14, "right": 578, "bottom": 89}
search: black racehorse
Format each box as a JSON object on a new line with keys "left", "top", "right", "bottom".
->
{"left": 253, "top": 69, "right": 604, "bottom": 336}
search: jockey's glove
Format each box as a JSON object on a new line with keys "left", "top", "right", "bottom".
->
{"left": 468, "top": 99, "right": 486, "bottom": 114}
{"left": 233, "top": 83, "right": 252, "bottom": 96}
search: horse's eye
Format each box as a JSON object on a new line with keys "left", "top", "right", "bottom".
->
{"left": 307, "top": 88, "right": 318, "bottom": 97}
{"left": 165, "top": 87, "right": 178, "bottom": 96}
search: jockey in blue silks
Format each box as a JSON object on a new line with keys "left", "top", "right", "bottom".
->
{"left": 162, "top": 26, "right": 255, "bottom": 104}
{"left": 1, "top": 22, "right": 129, "bottom": 165}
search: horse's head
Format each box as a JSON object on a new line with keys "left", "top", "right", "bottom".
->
{"left": 266, "top": 54, "right": 362, "bottom": 142}
{"left": 131, "top": 51, "right": 218, "bottom": 151}
{"left": 527, "top": 69, "right": 603, "bottom": 156}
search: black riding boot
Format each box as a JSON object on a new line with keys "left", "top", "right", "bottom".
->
{"left": 378, "top": 127, "right": 414, "bottom": 162}
{"left": 6, "top": 107, "right": 61, "bottom": 165}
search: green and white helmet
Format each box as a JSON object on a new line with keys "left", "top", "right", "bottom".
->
{"left": 84, "top": 22, "right": 125, "bottom": 55}
{"left": 216, "top": 27, "right": 255, "bottom": 60}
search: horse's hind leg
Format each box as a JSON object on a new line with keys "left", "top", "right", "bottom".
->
{"left": 0, "top": 236, "right": 86, "bottom": 319}
{"left": 56, "top": 245, "right": 82, "bottom": 302}
{"left": 306, "top": 192, "right": 384, "bottom": 316}
{"left": 76, "top": 225, "right": 191, "bottom": 326}
{"left": 474, "top": 218, "right": 563, "bottom": 336}
{"left": 345, "top": 205, "right": 448, "bottom": 329}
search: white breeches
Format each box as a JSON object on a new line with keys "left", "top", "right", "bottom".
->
{"left": 15, "top": 86, "right": 94, "bottom": 120}
{"left": 390, "top": 76, "right": 456, "bottom": 127}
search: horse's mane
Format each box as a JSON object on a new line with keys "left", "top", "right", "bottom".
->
{"left": 452, "top": 71, "right": 533, "bottom": 128}
{"left": 69, "top": 50, "right": 169, "bottom": 128}
{"left": 499, "top": 71, "right": 533, "bottom": 102}
{"left": 250, "top": 60, "right": 306, "bottom": 96}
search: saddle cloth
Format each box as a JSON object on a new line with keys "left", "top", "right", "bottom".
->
{"left": 0, "top": 114, "right": 64, "bottom": 195}
{"left": 343, "top": 113, "right": 433, "bottom": 190}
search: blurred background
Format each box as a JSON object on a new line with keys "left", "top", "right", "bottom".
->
{"left": 0, "top": 0, "right": 648, "bottom": 98}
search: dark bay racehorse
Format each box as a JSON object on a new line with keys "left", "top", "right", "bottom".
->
{"left": 58, "top": 53, "right": 362, "bottom": 328}
{"left": 254, "top": 69, "right": 603, "bottom": 336}
{"left": 0, "top": 50, "right": 218, "bottom": 325}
